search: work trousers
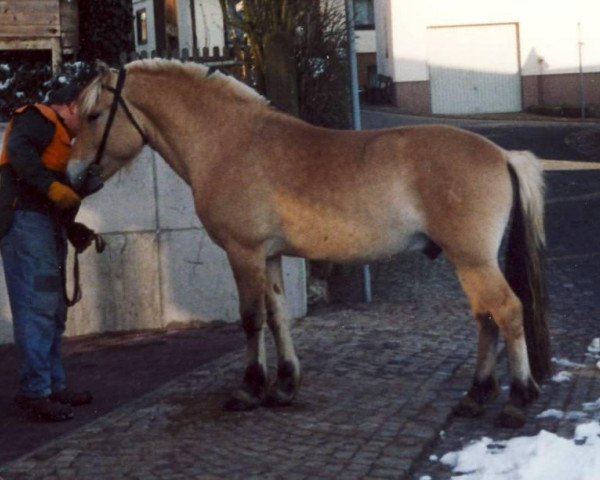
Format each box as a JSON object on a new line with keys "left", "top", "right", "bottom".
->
{"left": 1, "top": 210, "right": 68, "bottom": 398}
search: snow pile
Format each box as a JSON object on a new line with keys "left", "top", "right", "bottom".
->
{"left": 439, "top": 340, "right": 600, "bottom": 479}
{"left": 440, "top": 422, "right": 600, "bottom": 480}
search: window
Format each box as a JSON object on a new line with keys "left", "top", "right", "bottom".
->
{"left": 354, "top": 0, "right": 374, "bottom": 30}
{"left": 136, "top": 9, "right": 148, "bottom": 45}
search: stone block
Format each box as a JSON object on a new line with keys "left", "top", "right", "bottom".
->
{"left": 155, "top": 158, "right": 201, "bottom": 230}
{"left": 159, "top": 230, "right": 307, "bottom": 324}
{"left": 76, "top": 147, "right": 157, "bottom": 233}
{"left": 67, "top": 232, "right": 162, "bottom": 336}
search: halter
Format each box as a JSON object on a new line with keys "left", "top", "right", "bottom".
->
{"left": 92, "top": 68, "right": 149, "bottom": 166}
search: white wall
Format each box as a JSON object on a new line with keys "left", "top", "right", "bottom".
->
{"left": 376, "top": 0, "right": 600, "bottom": 82}
{"left": 133, "top": 0, "right": 157, "bottom": 55}
{"left": 133, "top": 0, "right": 225, "bottom": 54}
{"left": 0, "top": 125, "right": 307, "bottom": 344}
{"left": 355, "top": 30, "right": 376, "bottom": 54}
{"left": 178, "top": 0, "right": 225, "bottom": 52}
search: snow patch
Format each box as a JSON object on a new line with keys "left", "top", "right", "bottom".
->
{"left": 537, "top": 409, "right": 564, "bottom": 420}
{"left": 552, "top": 371, "right": 573, "bottom": 383}
{"left": 440, "top": 422, "right": 600, "bottom": 480}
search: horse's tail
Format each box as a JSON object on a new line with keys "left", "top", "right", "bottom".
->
{"left": 505, "top": 150, "right": 551, "bottom": 383}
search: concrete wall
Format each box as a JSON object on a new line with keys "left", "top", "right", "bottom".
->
{"left": 0, "top": 126, "right": 307, "bottom": 344}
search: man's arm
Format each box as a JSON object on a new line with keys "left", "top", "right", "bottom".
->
{"left": 7, "top": 107, "right": 80, "bottom": 209}
{"left": 6, "top": 107, "right": 57, "bottom": 194}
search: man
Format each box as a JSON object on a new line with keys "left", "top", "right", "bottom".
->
{"left": 0, "top": 82, "right": 95, "bottom": 422}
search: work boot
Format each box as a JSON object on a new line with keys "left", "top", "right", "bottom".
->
{"left": 50, "top": 388, "right": 93, "bottom": 406}
{"left": 15, "top": 394, "right": 74, "bottom": 422}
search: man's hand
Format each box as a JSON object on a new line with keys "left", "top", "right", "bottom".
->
{"left": 66, "top": 222, "right": 95, "bottom": 253}
{"left": 48, "top": 181, "right": 81, "bottom": 209}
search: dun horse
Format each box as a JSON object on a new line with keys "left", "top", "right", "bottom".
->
{"left": 68, "top": 60, "right": 551, "bottom": 428}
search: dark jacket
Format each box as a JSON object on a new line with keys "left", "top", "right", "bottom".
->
{"left": 1, "top": 105, "right": 72, "bottom": 209}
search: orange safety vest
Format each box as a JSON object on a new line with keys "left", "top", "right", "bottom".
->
{"left": 0, "top": 104, "right": 72, "bottom": 173}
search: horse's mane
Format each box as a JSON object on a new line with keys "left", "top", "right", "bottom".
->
{"left": 79, "top": 59, "right": 268, "bottom": 116}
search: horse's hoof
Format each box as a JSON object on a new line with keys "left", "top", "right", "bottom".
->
{"left": 495, "top": 404, "right": 527, "bottom": 428}
{"left": 509, "top": 379, "right": 540, "bottom": 407}
{"left": 453, "top": 395, "right": 484, "bottom": 418}
{"left": 222, "top": 389, "right": 262, "bottom": 412}
{"left": 263, "top": 361, "right": 300, "bottom": 408}
{"left": 263, "top": 388, "right": 295, "bottom": 408}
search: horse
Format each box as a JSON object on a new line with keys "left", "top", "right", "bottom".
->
{"left": 68, "top": 59, "right": 551, "bottom": 428}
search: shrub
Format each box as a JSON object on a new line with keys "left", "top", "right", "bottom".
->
{"left": 78, "top": 0, "right": 134, "bottom": 67}
{"left": 0, "top": 62, "right": 96, "bottom": 122}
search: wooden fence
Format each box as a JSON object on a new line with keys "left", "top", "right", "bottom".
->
{"left": 118, "top": 44, "right": 253, "bottom": 84}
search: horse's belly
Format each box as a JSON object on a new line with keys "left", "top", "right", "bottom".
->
{"left": 281, "top": 216, "right": 423, "bottom": 263}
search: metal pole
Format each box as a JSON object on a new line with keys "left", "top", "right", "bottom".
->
{"left": 345, "top": 0, "right": 362, "bottom": 130}
{"left": 345, "top": 0, "right": 372, "bottom": 303}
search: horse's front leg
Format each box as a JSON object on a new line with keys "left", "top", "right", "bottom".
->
{"left": 264, "top": 256, "right": 301, "bottom": 406}
{"left": 223, "top": 247, "right": 269, "bottom": 411}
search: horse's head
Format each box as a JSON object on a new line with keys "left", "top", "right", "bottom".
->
{"left": 68, "top": 61, "right": 148, "bottom": 193}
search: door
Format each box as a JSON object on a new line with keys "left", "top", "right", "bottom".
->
{"left": 427, "top": 23, "right": 522, "bottom": 115}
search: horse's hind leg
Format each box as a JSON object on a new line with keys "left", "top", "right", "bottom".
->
{"left": 223, "top": 247, "right": 269, "bottom": 411}
{"left": 454, "top": 263, "right": 539, "bottom": 427}
{"left": 264, "top": 256, "right": 301, "bottom": 406}
{"left": 454, "top": 310, "right": 501, "bottom": 418}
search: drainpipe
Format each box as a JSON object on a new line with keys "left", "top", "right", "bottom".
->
{"left": 345, "top": 0, "right": 372, "bottom": 303}
{"left": 190, "top": 0, "right": 198, "bottom": 54}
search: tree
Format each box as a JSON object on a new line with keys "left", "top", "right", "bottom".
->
{"left": 219, "top": 0, "right": 351, "bottom": 129}
{"left": 78, "top": 0, "right": 134, "bottom": 66}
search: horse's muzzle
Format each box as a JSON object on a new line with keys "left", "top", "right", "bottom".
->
{"left": 67, "top": 159, "right": 88, "bottom": 191}
{"left": 67, "top": 161, "right": 105, "bottom": 197}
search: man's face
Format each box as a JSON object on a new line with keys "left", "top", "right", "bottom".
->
{"left": 63, "top": 101, "right": 81, "bottom": 137}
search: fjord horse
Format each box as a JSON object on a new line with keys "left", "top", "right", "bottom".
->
{"left": 68, "top": 60, "right": 550, "bottom": 427}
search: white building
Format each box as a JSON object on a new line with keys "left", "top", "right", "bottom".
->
{"left": 352, "top": 0, "right": 377, "bottom": 90}
{"left": 374, "top": 0, "right": 600, "bottom": 115}
{"left": 132, "top": 0, "right": 225, "bottom": 56}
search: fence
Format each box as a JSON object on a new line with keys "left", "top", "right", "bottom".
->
{"left": 118, "top": 43, "right": 254, "bottom": 85}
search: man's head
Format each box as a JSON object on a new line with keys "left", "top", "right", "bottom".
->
{"left": 48, "top": 83, "right": 81, "bottom": 137}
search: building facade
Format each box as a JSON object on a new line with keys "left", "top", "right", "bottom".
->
{"left": 374, "top": 0, "right": 600, "bottom": 115}
{"left": 0, "top": 0, "right": 78, "bottom": 71}
{"left": 132, "top": 0, "right": 225, "bottom": 56}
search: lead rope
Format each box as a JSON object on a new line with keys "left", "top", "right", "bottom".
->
{"left": 65, "top": 233, "right": 106, "bottom": 307}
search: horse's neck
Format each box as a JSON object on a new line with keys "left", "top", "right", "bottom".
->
{"left": 141, "top": 97, "right": 252, "bottom": 186}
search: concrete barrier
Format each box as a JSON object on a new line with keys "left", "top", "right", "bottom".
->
{"left": 0, "top": 127, "right": 307, "bottom": 344}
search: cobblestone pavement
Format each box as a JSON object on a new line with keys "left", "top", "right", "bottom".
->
{"left": 1, "top": 115, "right": 599, "bottom": 479}
{"left": 1, "top": 187, "right": 598, "bottom": 479}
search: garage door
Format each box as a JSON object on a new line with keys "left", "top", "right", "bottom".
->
{"left": 427, "top": 24, "right": 521, "bottom": 115}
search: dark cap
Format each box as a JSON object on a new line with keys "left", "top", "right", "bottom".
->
{"left": 47, "top": 82, "right": 81, "bottom": 105}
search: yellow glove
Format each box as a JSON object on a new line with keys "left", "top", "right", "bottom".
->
{"left": 48, "top": 181, "right": 81, "bottom": 209}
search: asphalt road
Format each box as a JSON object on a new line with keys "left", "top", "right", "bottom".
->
{"left": 362, "top": 109, "right": 599, "bottom": 160}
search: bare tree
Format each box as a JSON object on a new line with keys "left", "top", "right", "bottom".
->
{"left": 219, "top": 0, "right": 350, "bottom": 128}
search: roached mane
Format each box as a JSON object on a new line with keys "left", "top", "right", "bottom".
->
{"left": 79, "top": 59, "right": 268, "bottom": 116}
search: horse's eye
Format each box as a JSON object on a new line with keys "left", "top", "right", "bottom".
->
{"left": 87, "top": 112, "right": 101, "bottom": 122}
